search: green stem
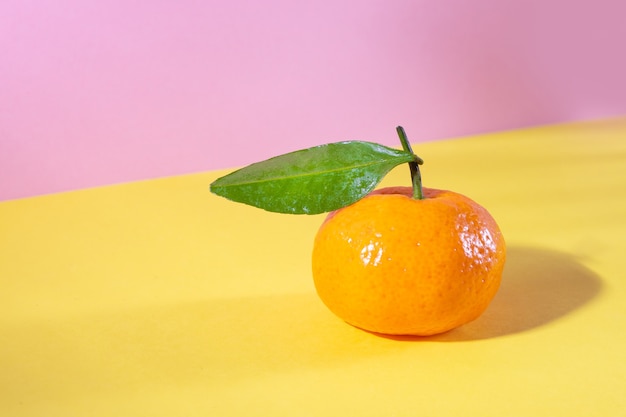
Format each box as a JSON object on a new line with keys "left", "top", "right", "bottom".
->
{"left": 396, "top": 126, "right": 424, "bottom": 200}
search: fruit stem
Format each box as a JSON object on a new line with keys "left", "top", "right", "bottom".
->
{"left": 396, "top": 126, "right": 424, "bottom": 200}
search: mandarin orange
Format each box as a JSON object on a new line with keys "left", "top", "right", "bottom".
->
{"left": 311, "top": 186, "right": 506, "bottom": 336}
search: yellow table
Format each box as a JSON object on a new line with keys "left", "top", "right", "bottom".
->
{"left": 2, "top": 117, "right": 625, "bottom": 416}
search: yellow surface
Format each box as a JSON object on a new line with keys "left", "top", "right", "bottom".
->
{"left": 1, "top": 117, "right": 626, "bottom": 416}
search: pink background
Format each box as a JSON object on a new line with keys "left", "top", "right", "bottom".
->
{"left": 2, "top": 0, "right": 625, "bottom": 201}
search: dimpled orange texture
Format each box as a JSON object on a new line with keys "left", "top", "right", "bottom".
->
{"left": 312, "top": 186, "right": 506, "bottom": 336}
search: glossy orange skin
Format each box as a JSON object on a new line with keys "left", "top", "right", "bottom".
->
{"left": 312, "top": 186, "right": 506, "bottom": 336}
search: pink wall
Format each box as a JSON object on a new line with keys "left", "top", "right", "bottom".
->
{"left": 2, "top": 0, "right": 625, "bottom": 201}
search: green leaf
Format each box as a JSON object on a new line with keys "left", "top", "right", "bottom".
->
{"left": 209, "top": 141, "right": 416, "bottom": 214}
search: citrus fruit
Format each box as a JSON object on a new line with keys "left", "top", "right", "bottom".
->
{"left": 210, "top": 125, "right": 506, "bottom": 336}
{"left": 311, "top": 186, "right": 506, "bottom": 336}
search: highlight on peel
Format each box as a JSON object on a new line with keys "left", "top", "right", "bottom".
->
{"left": 311, "top": 186, "right": 507, "bottom": 336}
